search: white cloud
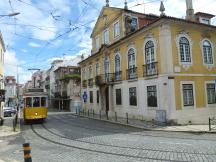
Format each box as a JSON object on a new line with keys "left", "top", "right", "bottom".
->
{"left": 28, "top": 42, "right": 41, "bottom": 48}
{"left": 4, "top": 50, "right": 31, "bottom": 84}
{"left": 21, "top": 49, "right": 27, "bottom": 53}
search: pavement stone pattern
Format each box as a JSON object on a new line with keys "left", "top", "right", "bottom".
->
{"left": 0, "top": 113, "right": 216, "bottom": 161}
{"left": 76, "top": 111, "right": 216, "bottom": 132}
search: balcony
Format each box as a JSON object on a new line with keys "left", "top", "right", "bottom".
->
{"left": 95, "top": 73, "right": 114, "bottom": 86}
{"left": 114, "top": 71, "right": 122, "bottom": 81}
{"left": 88, "top": 78, "right": 94, "bottom": 87}
{"left": 126, "top": 67, "right": 137, "bottom": 80}
{"left": 143, "top": 62, "right": 158, "bottom": 77}
{"left": 82, "top": 80, "right": 87, "bottom": 88}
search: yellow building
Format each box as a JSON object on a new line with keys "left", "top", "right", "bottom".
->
{"left": 0, "top": 32, "right": 5, "bottom": 117}
{"left": 79, "top": 1, "right": 216, "bottom": 124}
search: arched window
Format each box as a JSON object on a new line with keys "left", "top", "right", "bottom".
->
{"left": 95, "top": 62, "right": 99, "bottom": 76}
{"left": 127, "top": 48, "right": 137, "bottom": 79}
{"left": 179, "top": 37, "right": 191, "bottom": 62}
{"left": 115, "top": 54, "right": 121, "bottom": 81}
{"left": 89, "top": 65, "right": 93, "bottom": 79}
{"left": 128, "top": 48, "right": 135, "bottom": 69}
{"left": 115, "top": 54, "right": 121, "bottom": 72}
{"left": 83, "top": 67, "right": 86, "bottom": 80}
{"left": 104, "top": 57, "right": 109, "bottom": 81}
{"left": 203, "top": 40, "right": 213, "bottom": 64}
{"left": 145, "top": 41, "right": 155, "bottom": 64}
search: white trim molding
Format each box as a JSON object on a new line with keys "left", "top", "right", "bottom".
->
{"left": 114, "top": 52, "right": 122, "bottom": 72}
{"left": 200, "top": 38, "right": 215, "bottom": 70}
{"left": 176, "top": 33, "right": 193, "bottom": 69}
{"left": 180, "top": 81, "right": 196, "bottom": 110}
{"left": 126, "top": 45, "right": 137, "bottom": 69}
{"left": 143, "top": 37, "right": 158, "bottom": 64}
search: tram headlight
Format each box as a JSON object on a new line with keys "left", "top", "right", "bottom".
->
{"left": 35, "top": 112, "right": 38, "bottom": 116}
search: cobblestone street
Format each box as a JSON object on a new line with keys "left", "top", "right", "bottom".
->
{"left": 1, "top": 113, "right": 216, "bottom": 162}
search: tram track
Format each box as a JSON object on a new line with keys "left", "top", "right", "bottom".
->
{"left": 40, "top": 123, "right": 216, "bottom": 156}
{"left": 49, "top": 114, "right": 216, "bottom": 142}
{"left": 30, "top": 124, "right": 190, "bottom": 162}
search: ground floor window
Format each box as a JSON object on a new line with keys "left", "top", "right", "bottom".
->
{"left": 115, "top": 89, "right": 122, "bottom": 105}
{"left": 129, "top": 87, "right": 137, "bottom": 106}
{"left": 90, "top": 91, "right": 93, "bottom": 103}
{"left": 147, "top": 85, "right": 157, "bottom": 107}
{"left": 206, "top": 83, "right": 216, "bottom": 104}
{"left": 182, "top": 84, "right": 194, "bottom": 106}
{"left": 97, "top": 90, "right": 99, "bottom": 103}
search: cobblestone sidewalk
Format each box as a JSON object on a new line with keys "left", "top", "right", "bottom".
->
{"left": 76, "top": 110, "right": 216, "bottom": 133}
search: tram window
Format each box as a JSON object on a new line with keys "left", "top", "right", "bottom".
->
{"left": 26, "top": 98, "right": 32, "bottom": 107}
{"left": 33, "top": 97, "right": 40, "bottom": 107}
{"left": 41, "top": 97, "right": 46, "bottom": 107}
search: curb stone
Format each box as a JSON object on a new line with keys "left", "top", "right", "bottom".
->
{"left": 73, "top": 114, "right": 216, "bottom": 134}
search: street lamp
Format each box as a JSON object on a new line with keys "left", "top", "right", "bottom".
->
{"left": 0, "top": 12, "right": 20, "bottom": 18}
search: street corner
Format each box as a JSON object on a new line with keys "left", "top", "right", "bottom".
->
{"left": 0, "top": 126, "right": 20, "bottom": 138}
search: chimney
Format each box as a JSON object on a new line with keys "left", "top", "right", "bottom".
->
{"left": 105, "top": 0, "right": 109, "bottom": 7}
{"left": 186, "top": 0, "right": 195, "bottom": 21}
{"left": 124, "top": 0, "right": 128, "bottom": 10}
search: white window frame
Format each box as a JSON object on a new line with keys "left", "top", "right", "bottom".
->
{"left": 143, "top": 38, "right": 157, "bottom": 64}
{"left": 176, "top": 34, "right": 193, "bottom": 67}
{"left": 113, "top": 20, "right": 120, "bottom": 39}
{"left": 180, "top": 81, "right": 196, "bottom": 109}
{"left": 205, "top": 81, "right": 216, "bottom": 108}
{"left": 126, "top": 46, "right": 137, "bottom": 69}
{"left": 103, "top": 28, "right": 109, "bottom": 45}
{"left": 95, "top": 35, "right": 100, "bottom": 50}
{"left": 200, "top": 38, "right": 214, "bottom": 68}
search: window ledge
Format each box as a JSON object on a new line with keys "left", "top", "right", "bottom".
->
{"left": 207, "top": 104, "right": 216, "bottom": 108}
{"left": 147, "top": 107, "right": 157, "bottom": 110}
{"left": 182, "top": 106, "right": 195, "bottom": 110}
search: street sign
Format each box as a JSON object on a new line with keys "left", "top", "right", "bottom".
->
{"left": 82, "top": 92, "right": 87, "bottom": 102}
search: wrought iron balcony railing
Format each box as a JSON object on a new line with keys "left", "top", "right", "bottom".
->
{"left": 82, "top": 80, "right": 87, "bottom": 88}
{"left": 126, "top": 67, "right": 137, "bottom": 80}
{"left": 143, "top": 62, "right": 158, "bottom": 77}
{"left": 95, "top": 73, "right": 114, "bottom": 86}
{"left": 114, "top": 71, "right": 122, "bottom": 81}
{"left": 88, "top": 78, "right": 94, "bottom": 87}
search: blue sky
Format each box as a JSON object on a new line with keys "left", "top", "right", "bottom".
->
{"left": 0, "top": 0, "right": 215, "bottom": 83}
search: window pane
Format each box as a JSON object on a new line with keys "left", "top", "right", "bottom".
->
{"left": 26, "top": 97, "right": 32, "bottom": 107}
{"left": 90, "top": 91, "right": 93, "bottom": 103}
{"left": 33, "top": 97, "right": 40, "bottom": 107}
{"left": 207, "top": 83, "right": 216, "bottom": 104}
{"left": 182, "top": 84, "right": 194, "bottom": 106}
{"left": 116, "top": 89, "right": 122, "bottom": 105}
{"left": 129, "top": 87, "right": 137, "bottom": 106}
{"left": 147, "top": 86, "right": 157, "bottom": 107}
{"left": 97, "top": 90, "right": 99, "bottom": 103}
{"left": 41, "top": 97, "right": 46, "bottom": 107}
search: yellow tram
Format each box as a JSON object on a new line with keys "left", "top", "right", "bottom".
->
{"left": 23, "top": 88, "right": 48, "bottom": 123}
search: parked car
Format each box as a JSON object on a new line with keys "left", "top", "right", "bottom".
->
{"left": 3, "top": 107, "right": 17, "bottom": 117}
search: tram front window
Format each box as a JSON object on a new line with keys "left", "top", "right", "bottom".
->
{"left": 26, "top": 98, "right": 32, "bottom": 107}
{"left": 33, "top": 97, "right": 40, "bottom": 107}
{"left": 41, "top": 97, "right": 46, "bottom": 107}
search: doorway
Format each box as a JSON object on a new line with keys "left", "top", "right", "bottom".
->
{"left": 105, "top": 87, "right": 109, "bottom": 113}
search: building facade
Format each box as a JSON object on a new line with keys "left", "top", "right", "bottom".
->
{"left": 53, "top": 66, "right": 81, "bottom": 110}
{"left": 5, "top": 76, "right": 17, "bottom": 107}
{"left": 79, "top": 1, "right": 216, "bottom": 124}
{"left": 0, "top": 33, "right": 5, "bottom": 117}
